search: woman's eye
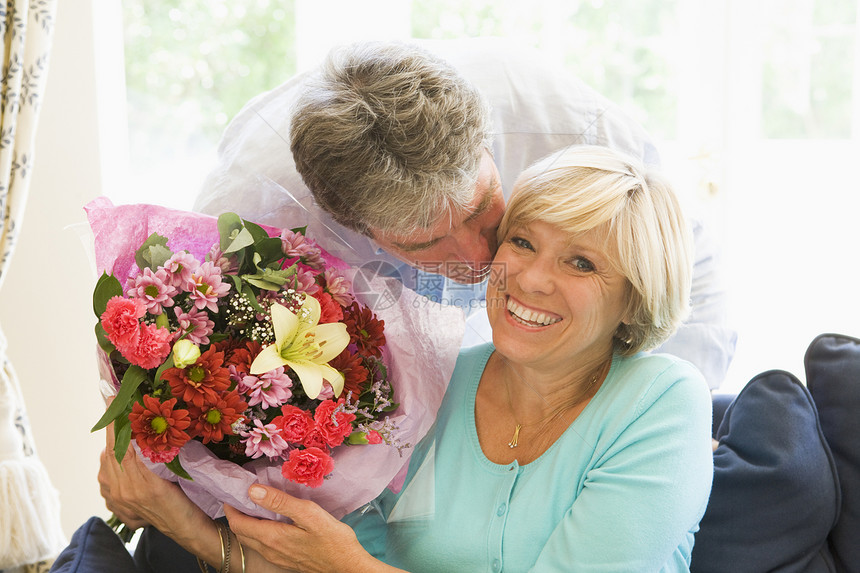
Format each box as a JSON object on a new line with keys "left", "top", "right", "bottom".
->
{"left": 570, "top": 257, "right": 595, "bottom": 272}
{"left": 509, "top": 236, "right": 533, "bottom": 250}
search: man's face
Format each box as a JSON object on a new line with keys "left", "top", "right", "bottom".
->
{"left": 370, "top": 150, "right": 506, "bottom": 284}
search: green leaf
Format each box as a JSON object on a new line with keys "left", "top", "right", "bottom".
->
{"left": 218, "top": 213, "right": 255, "bottom": 254}
{"left": 91, "top": 365, "right": 149, "bottom": 432}
{"left": 242, "top": 284, "right": 264, "bottom": 313}
{"left": 255, "top": 237, "right": 287, "bottom": 266}
{"left": 113, "top": 415, "right": 132, "bottom": 465}
{"left": 217, "top": 213, "right": 243, "bottom": 250}
{"left": 154, "top": 352, "right": 175, "bottom": 384}
{"left": 93, "top": 272, "right": 123, "bottom": 318}
{"left": 228, "top": 273, "right": 243, "bottom": 294}
{"left": 95, "top": 322, "right": 116, "bottom": 353}
{"left": 242, "top": 267, "right": 292, "bottom": 290}
{"left": 290, "top": 225, "right": 307, "bottom": 235}
{"left": 145, "top": 244, "right": 173, "bottom": 270}
{"left": 164, "top": 457, "right": 193, "bottom": 480}
{"left": 243, "top": 220, "right": 270, "bottom": 243}
{"left": 134, "top": 233, "right": 171, "bottom": 271}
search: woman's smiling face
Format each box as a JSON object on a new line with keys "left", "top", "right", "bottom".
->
{"left": 487, "top": 220, "right": 631, "bottom": 371}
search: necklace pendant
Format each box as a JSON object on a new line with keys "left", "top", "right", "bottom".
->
{"left": 508, "top": 424, "right": 522, "bottom": 448}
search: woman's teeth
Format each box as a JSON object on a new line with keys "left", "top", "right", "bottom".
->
{"left": 506, "top": 298, "right": 561, "bottom": 326}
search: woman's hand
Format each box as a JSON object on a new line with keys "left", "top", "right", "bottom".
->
{"left": 225, "top": 485, "right": 397, "bottom": 573}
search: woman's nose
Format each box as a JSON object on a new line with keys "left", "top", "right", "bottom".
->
{"left": 515, "top": 257, "right": 555, "bottom": 295}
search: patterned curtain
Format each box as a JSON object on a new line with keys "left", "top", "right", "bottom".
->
{"left": 0, "top": 1, "right": 64, "bottom": 571}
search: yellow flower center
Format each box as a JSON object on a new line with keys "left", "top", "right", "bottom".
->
{"left": 206, "top": 409, "right": 222, "bottom": 425}
{"left": 150, "top": 416, "right": 168, "bottom": 434}
{"left": 187, "top": 365, "right": 206, "bottom": 386}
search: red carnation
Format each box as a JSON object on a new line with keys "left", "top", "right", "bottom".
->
{"left": 161, "top": 347, "right": 230, "bottom": 407}
{"left": 187, "top": 390, "right": 248, "bottom": 443}
{"left": 126, "top": 323, "right": 173, "bottom": 369}
{"left": 314, "top": 399, "right": 356, "bottom": 448}
{"left": 281, "top": 447, "right": 334, "bottom": 488}
{"left": 343, "top": 302, "right": 385, "bottom": 357}
{"left": 273, "top": 405, "right": 315, "bottom": 444}
{"left": 130, "top": 395, "right": 191, "bottom": 453}
{"left": 101, "top": 296, "right": 146, "bottom": 349}
{"left": 302, "top": 428, "right": 329, "bottom": 451}
{"left": 312, "top": 291, "right": 344, "bottom": 324}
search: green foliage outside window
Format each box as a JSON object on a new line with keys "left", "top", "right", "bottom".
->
{"left": 123, "top": 0, "right": 297, "bottom": 149}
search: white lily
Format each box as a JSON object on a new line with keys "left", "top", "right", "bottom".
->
{"left": 250, "top": 295, "right": 349, "bottom": 399}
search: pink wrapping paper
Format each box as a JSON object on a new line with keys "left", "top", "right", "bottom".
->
{"left": 86, "top": 196, "right": 465, "bottom": 520}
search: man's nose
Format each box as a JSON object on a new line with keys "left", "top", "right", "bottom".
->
{"left": 450, "top": 226, "right": 494, "bottom": 267}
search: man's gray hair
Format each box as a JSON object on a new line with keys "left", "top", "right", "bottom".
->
{"left": 290, "top": 41, "right": 492, "bottom": 237}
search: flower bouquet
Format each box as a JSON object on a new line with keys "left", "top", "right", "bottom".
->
{"left": 86, "top": 197, "right": 464, "bottom": 523}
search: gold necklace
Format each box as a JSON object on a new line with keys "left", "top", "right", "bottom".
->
{"left": 502, "top": 364, "right": 604, "bottom": 449}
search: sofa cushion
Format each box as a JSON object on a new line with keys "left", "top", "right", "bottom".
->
{"left": 49, "top": 516, "right": 136, "bottom": 573}
{"left": 806, "top": 333, "right": 860, "bottom": 573}
{"left": 691, "top": 370, "right": 839, "bottom": 572}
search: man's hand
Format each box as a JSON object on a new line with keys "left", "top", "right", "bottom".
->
{"left": 97, "top": 413, "right": 203, "bottom": 539}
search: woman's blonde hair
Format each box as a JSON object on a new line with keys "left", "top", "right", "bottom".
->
{"left": 498, "top": 145, "right": 693, "bottom": 355}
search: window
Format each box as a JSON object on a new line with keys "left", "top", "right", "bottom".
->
{"left": 118, "top": 0, "right": 860, "bottom": 391}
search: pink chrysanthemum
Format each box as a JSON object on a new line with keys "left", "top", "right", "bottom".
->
{"left": 100, "top": 296, "right": 146, "bottom": 349}
{"left": 280, "top": 229, "right": 309, "bottom": 258}
{"left": 207, "top": 244, "right": 238, "bottom": 275}
{"left": 162, "top": 251, "right": 200, "bottom": 289}
{"left": 239, "top": 367, "right": 293, "bottom": 409}
{"left": 293, "top": 269, "right": 320, "bottom": 296}
{"left": 127, "top": 267, "right": 179, "bottom": 315}
{"left": 298, "top": 245, "right": 324, "bottom": 271}
{"left": 323, "top": 267, "right": 354, "bottom": 307}
{"left": 186, "top": 261, "right": 231, "bottom": 313}
{"left": 126, "top": 323, "right": 173, "bottom": 369}
{"left": 240, "top": 418, "right": 290, "bottom": 460}
{"left": 173, "top": 306, "right": 215, "bottom": 345}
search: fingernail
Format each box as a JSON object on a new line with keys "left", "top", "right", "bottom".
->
{"left": 249, "top": 485, "right": 265, "bottom": 501}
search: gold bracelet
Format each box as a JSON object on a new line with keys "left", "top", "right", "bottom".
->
{"left": 196, "top": 520, "right": 228, "bottom": 572}
{"left": 218, "top": 520, "right": 232, "bottom": 573}
{"left": 236, "top": 535, "right": 246, "bottom": 573}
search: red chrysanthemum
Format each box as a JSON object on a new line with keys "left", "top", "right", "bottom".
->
{"left": 272, "top": 405, "right": 315, "bottom": 444}
{"left": 329, "top": 349, "right": 369, "bottom": 403}
{"left": 281, "top": 447, "right": 334, "bottom": 488}
{"left": 214, "top": 338, "right": 263, "bottom": 377}
{"left": 314, "top": 399, "right": 356, "bottom": 448}
{"left": 312, "top": 291, "right": 344, "bottom": 324}
{"left": 343, "top": 302, "right": 386, "bottom": 357}
{"left": 187, "top": 390, "right": 248, "bottom": 444}
{"left": 161, "top": 347, "right": 230, "bottom": 408}
{"left": 129, "top": 395, "right": 191, "bottom": 453}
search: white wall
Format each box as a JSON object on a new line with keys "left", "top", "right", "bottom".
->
{"left": 0, "top": 0, "right": 113, "bottom": 538}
